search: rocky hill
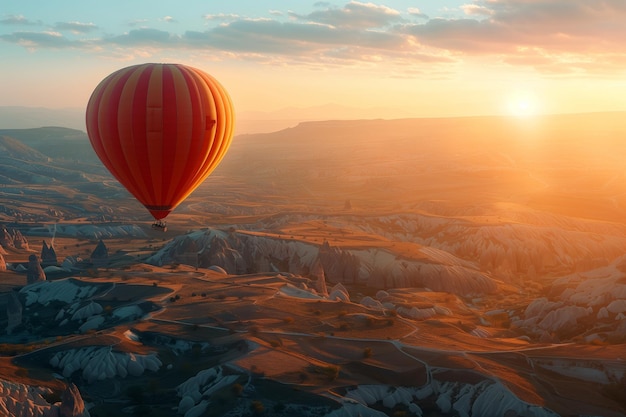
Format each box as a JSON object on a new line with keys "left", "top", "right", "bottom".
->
{"left": 0, "top": 127, "right": 98, "bottom": 164}
{"left": 147, "top": 228, "right": 498, "bottom": 298}
{"left": 0, "top": 134, "right": 50, "bottom": 162}
{"left": 0, "top": 128, "right": 142, "bottom": 223}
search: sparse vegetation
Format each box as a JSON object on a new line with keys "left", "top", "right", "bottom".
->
{"left": 269, "top": 339, "right": 281, "bottom": 347}
{"left": 363, "top": 347, "right": 373, "bottom": 358}
{"left": 321, "top": 365, "right": 340, "bottom": 381}
{"left": 250, "top": 400, "right": 264, "bottom": 415}
{"left": 231, "top": 383, "right": 243, "bottom": 396}
{"left": 0, "top": 344, "right": 37, "bottom": 356}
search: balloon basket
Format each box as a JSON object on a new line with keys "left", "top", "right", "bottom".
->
{"left": 151, "top": 221, "right": 168, "bottom": 232}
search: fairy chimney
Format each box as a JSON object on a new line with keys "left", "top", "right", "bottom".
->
{"left": 26, "top": 254, "right": 46, "bottom": 284}
{"left": 90, "top": 239, "right": 109, "bottom": 268}
{"left": 41, "top": 240, "right": 58, "bottom": 266}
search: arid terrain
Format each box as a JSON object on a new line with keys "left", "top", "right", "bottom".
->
{"left": 1, "top": 113, "right": 626, "bottom": 417}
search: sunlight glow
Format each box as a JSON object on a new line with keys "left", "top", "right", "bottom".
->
{"left": 508, "top": 92, "right": 539, "bottom": 117}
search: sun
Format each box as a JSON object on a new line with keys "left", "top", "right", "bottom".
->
{"left": 507, "top": 91, "right": 539, "bottom": 117}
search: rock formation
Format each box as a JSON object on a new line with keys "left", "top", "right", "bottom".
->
{"left": 26, "top": 254, "right": 46, "bottom": 284}
{"left": 6, "top": 291, "right": 22, "bottom": 334}
{"left": 59, "top": 383, "right": 90, "bottom": 417}
{"left": 147, "top": 229, "right": 498, "bottom": 298}
{"left": 0, "top": 375, "right": 90, "bottom": 416}
{"left": 90, "top": 239, "right": 108, "bottom": 267}
{"left": 318, "top": 240, "right": 361, "bottom": 284}
{"left": 50, "top": 347, "right": 161, "bottom": 383}
{"left": 0, "top": 251, "right": 5, "bottom": 271}
{"left": 62, "top": 255, "right": 82, "bottom": 271}
{"left": 41, "top": 240, "right": 58, "bottom": 266}
{"left": 201, "top": 236, "right": 244, "bottom": 274}
{"left": 0, "top": 225, "right": 29, "bottom": 250}
{"left": 311, "top": 257, "right": 328, "bottom": 297}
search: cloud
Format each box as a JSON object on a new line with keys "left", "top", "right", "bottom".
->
{"left": 162, "top": 16, "right": 176, "bottom": 23}
{"left": 0, "top": 15, "right": 40, "bottom": 25}
{"left": 0, "top": 31, "right": 73, "bottom": 49}
{"left": 128, "top": 19, "right": 149, "bottom": 27}
{"left": 461, "top": 4, "right": 494, "bottom": 16}
{"left": 399, "top": 0, "right": 626, "bottom": 73}
{"left": 407, "top": 8, "right": 429, "bottom": 19}
{"left": 54, "top": 21, "right": 98, "bottom": 33}
{"left": 106, "top": 28, "right": 180, "bottom": 46}
{"left": 2, "top": 1, "right": 625, "bottom": 75}
{"left": 292, "top": 1, "right": 403, "bottom": 29}
{"left": 406, "top": 0, "right": 626, "bottom": 54}
{"left": 204, "top": 13, "right": 241, "bottom": 21}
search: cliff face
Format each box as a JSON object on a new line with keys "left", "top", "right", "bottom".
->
{"left": 147, "top": 229, "right": 497, "bottom": 298}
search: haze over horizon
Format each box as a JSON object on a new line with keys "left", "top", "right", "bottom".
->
{"left": 2, "top": 0, "right": 626, "bottom": 122}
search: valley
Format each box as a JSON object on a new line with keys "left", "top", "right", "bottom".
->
{"left": 1, "top": 114, "right": 626, "bottom": 417}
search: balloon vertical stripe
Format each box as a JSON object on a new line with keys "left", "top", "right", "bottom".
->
{"left": 119, "top": 66, "right": 153, "bottom": 204}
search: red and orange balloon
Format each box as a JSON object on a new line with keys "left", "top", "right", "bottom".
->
{"left": 85, "top": 63, "right": 234, "bottom": 220}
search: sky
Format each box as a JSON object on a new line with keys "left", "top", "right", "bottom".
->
{"left": 2, "top": 0, "right": 626, "bottom": 121}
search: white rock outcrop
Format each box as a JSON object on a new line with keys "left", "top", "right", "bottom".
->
{"left": 50, "top": 347, "right": 161, "bottom": 384}
{"left": 147, "top": 228, "right": 498, "bottom": 297}
{"left": 341, "top": 379, "right": 559, "bottom": 417}
{"left": 176, "top": 366, "right": 240, "bottom": 415}
{"left": 71, "top": 302, "right": 103, "bottom": 321}
{"left": 0, "top": 378, "right": 89, "bottom": 417}
{"left": 20, "top": 279, "right": 99, "bottom": 306}
{"left": 328, "top": 283, "right": 350, "bottom": 302}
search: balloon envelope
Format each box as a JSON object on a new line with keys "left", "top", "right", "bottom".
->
{"left": 85, "top": 63, "right": 234, "bottom": 220}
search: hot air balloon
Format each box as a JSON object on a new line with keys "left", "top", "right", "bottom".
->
{"left": 85, "top": 63, "right": 234, "bottom": 231}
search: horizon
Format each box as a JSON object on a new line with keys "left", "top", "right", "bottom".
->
{"left": 2, "top": 1, "right": 626, "bottom": 121}
{"left": 3, "top": 105, "right": 626, "bottom": 135}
